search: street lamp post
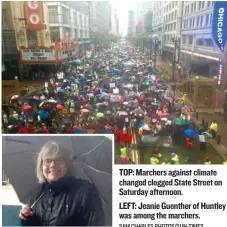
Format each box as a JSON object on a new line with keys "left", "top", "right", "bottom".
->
{"left": 153, "top": 34, "right": 159, "bottom": 69}
{"left": 171, "top": 36, "right": 181, "bottom": 82}
{"left": 148, "top": 35, "right": 152, "bottom": 61}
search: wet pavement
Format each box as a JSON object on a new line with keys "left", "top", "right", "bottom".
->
{"left": 115, "top": 137, "right": 224, "bottom": 164}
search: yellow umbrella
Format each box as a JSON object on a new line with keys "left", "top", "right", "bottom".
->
{"left": 48, "top": 99, "right": 57, "bottom": 103}
{"left": 81, "top": 109, "right": 90, "bottom": 113}
{"left": 39, "top": 102, "right": 46, "bottom": 107}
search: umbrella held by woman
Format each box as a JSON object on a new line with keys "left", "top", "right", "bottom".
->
{"left": 19, "top": 140, "right": 105, "bottom": 226}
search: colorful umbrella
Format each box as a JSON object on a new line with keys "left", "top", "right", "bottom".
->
{"left": 172, "top": 117, "right": 187, "bottom": 125}
{"left": 81, "top": 109, "right": 90, "bottom": 113}
{"left": 202, "top": 131, "right": 212, "bottom": 139}
{"left": 159, "top": 112, "right": 170, "bottom": 118}
{"left": 143, "top": 124, "right": 151, "bottom": 131}
{"left": 37, "top": 110, "right": 50, "bottom": 119}
{"left": 47, "top": 99, "right": 57, "bottom": 103}
{"left": 96, "top": 112, "right": 105, "bottom": 118}
{"left": 117, "top": 111, "right": 128, "bottom": 116}
{"left": 22, "top": 105, "right": 33, "bottom": 111}
{"left": 184, "top": 128, "right": 197, "bottom": 137}
{"left": 56, "top": 104, "right": 64, "bottom": 111}
{"left": 11, "top": 95, "right": 19, "bottom": 100}
{"left": 39, "top": 102, "right": 47, "bottom": 108}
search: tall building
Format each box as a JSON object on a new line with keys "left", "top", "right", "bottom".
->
{"left": 180, "top": 1, "right": 220, "bottom": 79}
{"left": 47, "top": 1, "right": 90, "bottom": 54}
{"left": 162, "top": 1, "right": 183, "bottom": 61}
{"left": 1, "top": 1, "right": 79, "bottom": 80}
{"left": 89, "top": 1, "right": 110, "bottom": 33}
{"left": 144, "top": 11, "right": 153, "bottom": 33}
{"left": 2, "top": 1, "right": 19, "bottom": 80}
{"left": 110, "top": 7, "right": 120, "bottom": 35}
{"left": 128, "top": 10, "right": 136, "bottom": 37}
{"left": 152, "top": 1, "right": 164, "bottom": 53}
{"left": 47, "top": 2, "right": 89, "bottom": 41}
{"left": 136, "top": 1, "right": 153, "bottom": 32}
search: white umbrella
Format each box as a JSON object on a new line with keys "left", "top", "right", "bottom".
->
{"left": 143, "top": 124, "right": 151, "bottom": 131}
{"left": 11, "top": 95, "right": 19, "bottom": 100}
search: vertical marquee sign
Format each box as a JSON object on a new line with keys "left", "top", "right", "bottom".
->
{"left": 212, "top": 1, "right": 227, "bottom": 87}
{"left": 25, "top": 1, "right": 45, "bottom": 30}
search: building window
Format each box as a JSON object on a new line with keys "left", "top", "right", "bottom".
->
{"left": 192, "top": 17, "right": 195, "bottom": 27}
{"left": 193, "top": 2, "right": 196, "bottom": 12}
{"left": 174, "top": 22, "right": 176, "bottom": 30}
{"left": 207, "top": 1, "right": 212, "bottom": 7}
{"left": 188, "top": 35, "right": 193, "bottom": 45}
{"left": 201, "top": 1, "right": 205, "bottom": 9}
{"left": 50, "top": 27, "right": 60, "bottom": 42}
{"left": 73, "top": 12, "right": 77, "bottom": 27}
{"left": 200, "top": 15, "right": 203, "bottom": 26}
{"left": 196, "top": 16, "right": 200, "bottom": 26}
{"left": 74, "top": 29, "right": 78, "bottom": 38}
{"left": 48, "top": 6, "right": 59, "bottom": 23}
{"left": 27, "top": 30, "right": 37, "bottom": 47}
{"left": 189, "top": 18, "right": 192, "bottom": 27}
{"left": 198, "top": 1, "right": 201, "bottom": 10}
{"left": 197, "top": 38, "right": 204, "bottom": 46}
{"left": 84, "top": 16, "right": 86, "bottom": 28}
{"left": 63, "top": 27, "right": 70, "bottom": 35}
{"left": 2, "top": 9, "right": 9, "bottom": 27}
{"left": 62, "top": 7, "right": 70, "bottom": 24}
{"left": 79, "top": 14, "right": 82, "bottom": 27}
{"left": 205, "top": 14, "right": 209, "bottom": 25}
{"left": 182, "top": 35, "right": 186, "bottom": 44}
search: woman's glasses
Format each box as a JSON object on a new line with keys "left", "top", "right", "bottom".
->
{"left": 42, "top": 158, "right": 65, "bottom": 166}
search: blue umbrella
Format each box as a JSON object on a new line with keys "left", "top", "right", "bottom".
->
{"left": 38, "top": 110, "right": 50, "bottom": 119}
{"left": 184, "top": 128, "right": 197, "bottom": 137}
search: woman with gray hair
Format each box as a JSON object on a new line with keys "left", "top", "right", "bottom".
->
{"left": 19, "top": 140, "right": 105, "bottom": 226}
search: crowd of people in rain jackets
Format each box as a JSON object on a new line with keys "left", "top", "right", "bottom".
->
{"left": 2, "top": 40, "right": 226, "bottom": 165}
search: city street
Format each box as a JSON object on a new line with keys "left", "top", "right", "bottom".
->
{"left": 115, "top": 130, "right": 224, "bottom": 164}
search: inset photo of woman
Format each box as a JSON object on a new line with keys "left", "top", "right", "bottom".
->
{"left": 2, "top": 135, "right": 113, "bottom": 226}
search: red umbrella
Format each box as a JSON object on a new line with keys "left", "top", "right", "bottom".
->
{"left": 22, "top": 105, "right": 33, "bottom": 111}
{"left": 159, "top": 112, "right": 170, "bottom": 118}
{"left": 105, "top": 124, "right": 112, "bottom": 130}
{"left": 56, "top": 104, "right": 64, "bottom": 111}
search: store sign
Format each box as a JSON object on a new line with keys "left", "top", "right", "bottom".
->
{"left": 217, "top": 58, "right": 223, "bottom": 86}
{"left": 212, "top": 2, "right": 227, "bottom": 52}
{"left": 21, "top": 49, "right": 56, "bottom": 61}
{"left": 58, "top": 50, "right": 77, "bottom": 60}
{"left": 25, "top": 1, "right": 45, "bottom": 30}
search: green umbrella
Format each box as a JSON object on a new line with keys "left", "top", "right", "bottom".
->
{"left": 96, "top": 112, "right": 105, "bottom": 118}
{"left": 69, "top": 59, "right": 81, "bottom": 65}
{"left": 68, "top": 66, "right": 74, "bottom": 71}
{"left": 172, "top": 117, "right": 187, "bottom": 125}
{"left": 202, "top": 131, "right": 212, "bottom": 139}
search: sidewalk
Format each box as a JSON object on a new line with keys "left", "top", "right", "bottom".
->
{"left": 156, "top": 58, "right": 227, "bottom": 160}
